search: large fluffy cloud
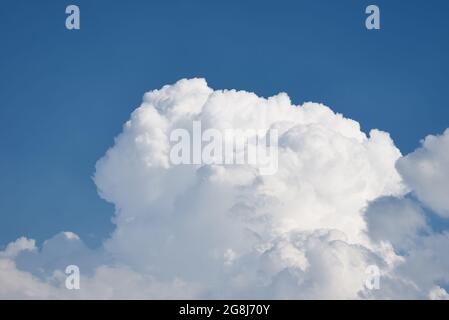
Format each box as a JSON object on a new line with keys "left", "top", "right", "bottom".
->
{"left": 1, "top": 79, "right": 448, "bottom": 299}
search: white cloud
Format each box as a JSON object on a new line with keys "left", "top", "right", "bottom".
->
{"left": 0, "top": 259, "right": 58, "bottom": 299}
{"left": 0, "top": 237, "right": 36, "bottom": 259}
{"left": 429, "top": 286, "right": 449, "bottom": 300}
{"left": 364, "top": 130, "right": 449, "bottom": 299}
{"left": 364, "top": 197, "right": 429, "bottom": 252}
{"left": 396, "top": 129, "right": 449, "bottom": 218}
{"left": 0, "top": 78, "right": 448, "bottom": 299}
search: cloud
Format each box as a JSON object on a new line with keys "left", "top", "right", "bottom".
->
{"left": 0, "top": 78, "right": 448, "bottom": 299}
{"left": 396, "top": 129, "right": 449, "bottom": 218}
{"left": 429, "top": 286, "right": 449, "bottom": 300}
{"left": 0, "top": 237, "right": 36, "bottom": 259}
{"left": 364, "top": 130, "right": 449, "bottom": 298}
{"left": 364, "top": 197, "right": 429, "bottom": 252}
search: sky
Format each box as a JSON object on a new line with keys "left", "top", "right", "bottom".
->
{"left": 0, "top": 0, "right": 449, "bottom": 263}
{"left": 1, "top": 0, "right": 449, "bottom": 299}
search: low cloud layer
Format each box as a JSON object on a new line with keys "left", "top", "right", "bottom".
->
{"left": 1, "top": 79, "right": 448, "bottom": 299}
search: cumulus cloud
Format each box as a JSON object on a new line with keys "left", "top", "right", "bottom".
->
{"left": 396, "top": 129, "right": 449, "bottom": 218}
{"left": 0, "top": 78, "right": 448, "bottom": 299}
{"left": 364, "top": 197, "right": 429, "bottom": 252}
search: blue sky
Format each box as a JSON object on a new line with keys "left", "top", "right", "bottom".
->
{"left": 1, "top": 0, "right": 449, "bottom": 248}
